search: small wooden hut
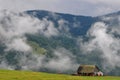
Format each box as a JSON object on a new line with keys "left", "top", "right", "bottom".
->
{"left": 77, "top": 65, "right": 103, "bottom": 76}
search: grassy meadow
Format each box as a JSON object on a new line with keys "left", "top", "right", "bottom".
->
{"left": 0, "top": 70, "right": 119, "bottom": 80}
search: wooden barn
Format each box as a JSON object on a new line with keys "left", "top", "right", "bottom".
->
{"left": 77, "top": 65, "right": 103, "bottom": 76}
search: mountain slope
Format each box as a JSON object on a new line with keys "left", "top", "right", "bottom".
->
{"left": 26, "top": 10, "right": 96, "bottom": 36}
{"left": 0, "top": 10, "right": 120, "bottom": 76}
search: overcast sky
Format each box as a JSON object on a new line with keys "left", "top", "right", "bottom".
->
{"left": 0, "top": 0, "right": 120, "bottom": 16}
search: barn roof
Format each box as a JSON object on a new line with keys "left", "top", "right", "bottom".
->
{"left": 77, "top": 65, "right": 100, "bottom": 73}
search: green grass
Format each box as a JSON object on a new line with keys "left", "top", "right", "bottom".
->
{"left": 0, "top": 70, "right": 119, "bottom": 80}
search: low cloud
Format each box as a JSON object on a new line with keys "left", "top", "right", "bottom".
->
{"left": 0, "top": 10, "right": 59, "bottom": 52}
{"left": 41, "top": 18, "right": 59, "bottom": 37}
{"left": 80, "top": 22, "right": 120, "bottom": 71}
{"left": 5, "top": 38, "right": 31, "bottom": 52}
{"left": 45, "top": 48, "right": 78, "bottom": 73}
{"left": 0, "top": 47, "right": 78, "bottom": 73}
{"left": 58, "top": 19, "right": 69, "bottom": 33}
{"left": 0, "top": 10, "right": 78, "bottom": 73}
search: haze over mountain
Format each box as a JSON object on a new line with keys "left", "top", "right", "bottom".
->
{"left": 1, "top": 0, "right": 120, "bottom": 16}
{"left": 0, "top": 10, "right": 120, "bottom": 76}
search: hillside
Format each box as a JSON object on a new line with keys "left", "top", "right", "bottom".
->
{"left": 26, "top": 10, "right": 120, "bottom": 75}
{"left": 0, "top": 10, "right": 120, "bottom": 76}
{"left": 0, "top": 70, "right": 119, "bottom": 80}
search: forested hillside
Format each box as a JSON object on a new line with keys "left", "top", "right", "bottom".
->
{"left": 0, "top": 10, "right": 120, "bottom": 75}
